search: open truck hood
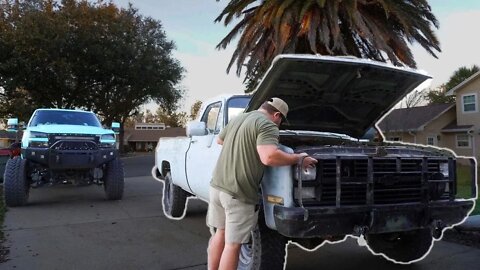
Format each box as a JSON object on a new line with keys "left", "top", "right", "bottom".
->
{"left": 245, "top": 55, "right": 430, "bottom": 138}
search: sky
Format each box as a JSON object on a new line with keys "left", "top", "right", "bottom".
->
{"left": 113, "top": 0, "right": 480, "bottom": 112}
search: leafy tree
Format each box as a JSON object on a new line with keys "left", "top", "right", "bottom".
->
{"left": 425, "top": 84, "right": 455, "bottom": 105}
{"left": 424, "top": 65, "right": 479, "bottom": 105}
{"left": 123, "top": 117, "right": 137, "bottom": 129}
{"left": 0, "top": 0, "right": 184, "bottom": 151}
{"left": 190, "top": 100, "right": 202, "bottom": 120}
{"left": 155, "top": 107, "right": 188, "bottom": 128}
{"left": 215, "top": 0, "right": 440, "bottom": 91}
{"left": 144, "top": 109, "right": 158, "bottom": 123}
{"left": 444, "top": 65, "right": 479, "bottom": 91}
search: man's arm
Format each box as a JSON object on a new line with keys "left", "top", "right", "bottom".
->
{"left": 217, "top": 137, "right": 224, "bottom": 145}
{"left": 257, "top": 144, "right": 317, "bottom": 168}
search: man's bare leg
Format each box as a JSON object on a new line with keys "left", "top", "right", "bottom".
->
{"left": 208, "top": 229, "right": 225, "bottom": 270}
{"left": 218, "top": 242, "right": 241, "bottom": 270}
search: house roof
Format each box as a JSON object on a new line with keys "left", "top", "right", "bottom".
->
{"left": 446, "top": 70, "right": 480, "bottom": 96}
{"left": 441, "top": 120, "right": 473, "bottom": 133}
{"left": 124, "top": 127, "right": 186, "bottom": 142}
{"left": 377, "top": 103, "right": 454, "bottom": 132}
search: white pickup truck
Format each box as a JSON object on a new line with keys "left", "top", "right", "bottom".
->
{"left": 153, "top": 55, "right": 476, "bottom": 268}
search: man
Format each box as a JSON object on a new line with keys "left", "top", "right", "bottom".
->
{"left": 207, "top": 97, "right": 317, "bottom": 270}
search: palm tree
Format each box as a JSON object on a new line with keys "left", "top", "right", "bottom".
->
{"left": 215, "top": 0, "right": 441, "bottom": 91}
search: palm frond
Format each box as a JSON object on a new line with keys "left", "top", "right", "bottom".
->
{"left": 215, "top": 0, "right": 440, "bottom": 85}
{"left": 215, "top": 16, "right": 249, "bottom": 50}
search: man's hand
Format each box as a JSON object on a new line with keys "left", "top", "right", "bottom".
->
{"left": 297, "top": 152, "right": 317, "bottom": 169}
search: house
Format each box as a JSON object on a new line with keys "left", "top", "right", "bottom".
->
{"left": 378, "top": 103, "right": 457, "bottom": 145}
{"left": 378, "top": 71, "right": 480, "bottom": 161}
{"left": 0, "top": 130, "right": 22, "bottom": 149}
{"left": 123, "top": 123, "right": 185, "bottom": 152}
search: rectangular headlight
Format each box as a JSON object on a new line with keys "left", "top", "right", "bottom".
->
{"left": 294, "top": 165, "right": 317, "bottom": 181}
{"left": 29, "top": 132, "right": 49, "bottom": 147}
{"left": 30, "top": 131, "right": 48, "bottom": 138}
{"left": 29, "top": 140, "right": 49, "bottom": 148}
{"left": 440, "top": 162, "right": 449, "bottom": 177}
{"left": 100, "top": 134, "right": 116, "bottom": 148}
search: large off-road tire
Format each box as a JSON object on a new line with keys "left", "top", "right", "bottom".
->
{"left": 162, "top": 172, "right": 188, "bottom": 218}
{"left": 103, "top": 158, "right": 124, "bottom": 200}
{"left": 366, "top": 228, "right": 433, "bottom": 263}
{"left": 238, "top": 217, "right": 287, "bottom": 270}
{"left": 4, "top": 157, "right": 30, "bottom": 207}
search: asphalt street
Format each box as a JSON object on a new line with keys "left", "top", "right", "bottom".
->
{"left": 1, "top": 154, "right": 479, "bottom": 270}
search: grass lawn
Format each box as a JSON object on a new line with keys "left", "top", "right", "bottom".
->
{"left": 456, "top": 164, "right": 479, "bottom": 215}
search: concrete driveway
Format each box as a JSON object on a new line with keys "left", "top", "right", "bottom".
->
{"left": 1, "top": 154, "right": 211, "bottom": 270}
{"left": 1, "top": 181, "right": 210, "bottom": 269}
{"left": 1, "top": 154, "right": 479, "bottom": 270}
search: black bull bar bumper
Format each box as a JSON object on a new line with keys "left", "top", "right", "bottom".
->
{"left": 23, "top": 147, "right": 117, "bottom": 169}
{"left": 273, "top": 200, "right": 474, "bottom": 238}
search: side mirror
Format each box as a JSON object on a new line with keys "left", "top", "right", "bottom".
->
{"left": 186, "top": 121, "right": 207, "bottom": 137}
{"left": 7, "top": 118, "right": 18, "bottom": 132}
{"left": 111, "top": 122, "right": 120, "bottom": 134}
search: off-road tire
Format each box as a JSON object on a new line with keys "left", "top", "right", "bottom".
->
{"left": 104, "top": 158, "right": 124, "bottom": 200}
{"left": 4, "top": 157, "right": 30, "bottom": 207}
{"left": 238, "top": 215, "right": 287, "bottom": 270}
{"left": 162, "top": 172, "right": 188, "bottom": 218}
{"left": 366, "top": 228, "right": 433, "bottom": 263}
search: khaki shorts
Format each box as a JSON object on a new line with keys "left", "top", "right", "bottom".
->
{"left": 207, "top": 187, "right": 259, "bottom": 244}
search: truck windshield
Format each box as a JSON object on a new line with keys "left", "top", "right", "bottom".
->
{"left": 29, "top": 110, "right": 102, "bottom": 127}
{"left": 227, "top": 96, "right": 251, "bottom": 123}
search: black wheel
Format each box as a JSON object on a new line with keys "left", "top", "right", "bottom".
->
{"left": 4, "top": 157, "right": 30, "bottom": 207}
{"left": 238, "top": 217, "right": 287, "bottom": 270}
{"left": 366, "top": 228, "right": 433, "bottom": 263}
{"left": 162, "top": 172, "right": 187, "bottom": 218}
{"left": 103, "top": 158, "right": 124, "bottom": 200}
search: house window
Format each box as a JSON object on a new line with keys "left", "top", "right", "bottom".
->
{"left": 387, "top": 137, "right": 401, "bottom": 141}
{"left": 427, "top": 136, "right": 437, "bottom": 146}
{"left": 462, "top": 94, "right": 477, "bottom": 113}
{"left": 456, "top": 134, "right": 471, "bottom": 148}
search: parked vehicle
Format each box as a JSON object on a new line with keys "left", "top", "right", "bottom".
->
{"left": 3, "top": 109, "right": 124, "bottom": 206}
{"left": 153, "top": 55, "right": 476, "bottom": 267}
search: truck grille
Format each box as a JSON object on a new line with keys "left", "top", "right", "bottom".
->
{"left": 297, "top": 157, "right": 453, "bottom": 207}
{"left": 49, "top": 134, "right": 99, "bottom": 151}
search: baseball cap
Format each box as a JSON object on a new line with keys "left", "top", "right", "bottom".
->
{"left": 267, "top": 97, "right": 289, "bottom": 119}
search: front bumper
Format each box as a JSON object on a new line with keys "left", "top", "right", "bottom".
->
{"left": 23, "top": 147, "right": 117, "bottom": 169}
{"left": 273, "top": 200, "right": 474, "bottom": 238}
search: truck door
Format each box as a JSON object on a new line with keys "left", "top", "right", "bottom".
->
{"left": 185, "top": 101, "right": 223, "bottom": 200}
